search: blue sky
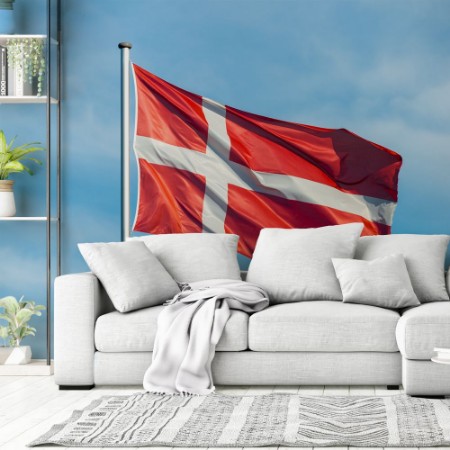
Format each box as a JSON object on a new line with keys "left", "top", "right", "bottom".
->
{"left": 1, "top": 0, "right": 449, "bottom": 357}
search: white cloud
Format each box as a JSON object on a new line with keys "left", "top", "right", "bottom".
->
{"left": 391, "top": 80, "right": 450, "bottom": 125}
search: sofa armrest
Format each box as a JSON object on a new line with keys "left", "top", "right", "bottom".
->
{"left": 54, "top": 272, "right": 114, "bottom": 386}
{"left": 396, "top": 302, "right": 450, "bottom": 360}
{"left": 447, "top": 270, "right": 450, "bottom": 295}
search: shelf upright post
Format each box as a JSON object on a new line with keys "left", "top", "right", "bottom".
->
{"left": 45, "top": 0, "right": 52, "bottom": 367}
{"left": 56, "top": 0, "right": 61, "bottom": 279}
{"left": 119, "top": 42, "right": 132, "bottom": 241}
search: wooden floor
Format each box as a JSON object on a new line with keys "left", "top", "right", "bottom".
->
{"left": 0, "top": 376, "right": 444, "bottom": 450}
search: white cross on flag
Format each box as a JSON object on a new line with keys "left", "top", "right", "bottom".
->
{"left": 132, "top": 64, "right": 402, "bottom": 257}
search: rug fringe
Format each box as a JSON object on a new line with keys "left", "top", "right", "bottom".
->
{"left": 146, "top": 390, "right": 205, "bottom": 397}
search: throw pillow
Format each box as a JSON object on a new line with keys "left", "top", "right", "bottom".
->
{"left": 355, "top": 234, "right": 450, "bottom": 302}
{"left": 247, "top": 223, "right": 364, "bottom": 303}
{"left": 332, "top": 254, "right": 420, "bottom": 309}
{"left": 131, "top": 233, "right": 241, "bottom": 282}
{"left": 78, "top": 241, "right": 180, "bottom": 313}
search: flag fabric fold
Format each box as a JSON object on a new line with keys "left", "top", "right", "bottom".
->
{"left": 132, "top": 63, "right": 402, "bottom": 257}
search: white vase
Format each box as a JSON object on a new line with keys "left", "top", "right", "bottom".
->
{"left": 0, "top": 346, "right": 32, "bottom": 365}
{"left": 0, "top": 180, "right": 16, "bottom": 217}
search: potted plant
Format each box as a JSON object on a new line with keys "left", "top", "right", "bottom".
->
{"left": 0, "top": 130, "right": 44, "bottom": 216}
{"left": 0, "top": 295, "right": 45, "bottom": 364}
{"left": 7, "top": 37, "right": 46, "bottom": 96}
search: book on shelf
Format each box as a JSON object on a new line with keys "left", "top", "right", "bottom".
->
{"left": 7, "top": 61, "right": 36, "bottom": 96}
{"left": 0, "top": 45, "right": 7, "bottom": 96}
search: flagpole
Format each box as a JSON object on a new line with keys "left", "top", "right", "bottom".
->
{"left": 119, "top": 42, "right": 132, "bottom": 241}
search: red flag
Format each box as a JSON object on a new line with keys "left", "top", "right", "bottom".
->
{"left": 132, "top": 64, "right": 402, "bottom": 257}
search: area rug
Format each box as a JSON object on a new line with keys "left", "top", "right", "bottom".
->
{"left": 29, "top": 392, "right": 450, "bottom": 447}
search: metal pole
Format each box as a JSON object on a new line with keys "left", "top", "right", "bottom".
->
{"left": 56, "top": 0, "right": 61, "bottom": 280}
{"left": 119, "top": 42, "right": 132, "bottom": 241}
{"left": 45, "top": 0, "right": 51, "bottom": 366}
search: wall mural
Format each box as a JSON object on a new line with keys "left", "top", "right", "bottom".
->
{"left": 0, "top": 0, "right": 449, "bottom": 358}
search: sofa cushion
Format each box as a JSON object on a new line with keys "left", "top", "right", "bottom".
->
{"left": 396, "top": 302, "right": 450, "bottom": 360}
{"left": 78, "top": 241, "right": 180, "bottom": 313}
{"left": 131, "top": 233, "right": 241, "bottom": 282}
{"left": 332, "top": 254, "right": 420, "bottom": 309}
{"left": 95, "top": 306, "right": 249, "bottom": 352}
{"left": 249, "top": 301, "right": 399, "bottom": 352}
{"left": 356, "top": 234, "right": 450, "bottom": 303}
{"left": 247, "top": 223, "right": 363, "bottom": 304}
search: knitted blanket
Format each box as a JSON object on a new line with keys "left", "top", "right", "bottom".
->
{"left": 143, "top": 279, "right": 269, "bottom": 395}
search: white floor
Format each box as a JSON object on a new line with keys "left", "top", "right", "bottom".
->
{"left": 0, "top": 376, "right": 443, "bottom": 450}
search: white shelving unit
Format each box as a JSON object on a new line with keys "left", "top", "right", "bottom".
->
{"left": 0, "top": 217, "right": 47, "bottom": 221}
{"left": 0, "top": 0, "right": 61, "bottom": 370}
{"left": 0, "top": 96, "right": 58, "bottom": 104}
{"left": 0, "top": 33, "right": 46, "bottom": 39}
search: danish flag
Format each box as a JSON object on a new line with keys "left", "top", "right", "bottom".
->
{"left": 132, "top": 64, "right": 402, "bottom": 257}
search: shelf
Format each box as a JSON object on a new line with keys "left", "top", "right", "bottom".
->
{"left": 0, "top": 96, "right": 58, "bottom": 104}
{"left": 0, "top": 34, "right": 57, "bottom": 45}
{"left": 0, "top": 360, "right": 53, "bottom": 376}
{"left": 0, "top": 217, "right": 60, "bottom": 221}
{"left": 0, "top": 34, "right": 46, "bottom": 39}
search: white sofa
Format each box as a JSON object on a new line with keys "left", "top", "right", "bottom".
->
{"left": 54, "top": 270, "right": 450, "bottom": 396}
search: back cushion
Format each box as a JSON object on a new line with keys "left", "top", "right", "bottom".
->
{"left": 355, "top": 234, "right": 450, "bottom": 302}
{"left": 78, "top": 241, "right": 180, "bottom": 313}
{"left": 132, "top": 233, "right": 241, "bottom": 282}
{"left": 247, "top": 223, "right": 363, "bottom": 304}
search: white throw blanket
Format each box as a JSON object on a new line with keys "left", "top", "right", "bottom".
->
{"left": 143, "top": 279, "right": 269, "bottom": 395}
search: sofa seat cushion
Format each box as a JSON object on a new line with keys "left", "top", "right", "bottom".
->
{"left": 249, "top": 301, "right": 400, "bottom": 352}
{"left": 396, "top": 302, "right": 450, "bottom": 360}
{"left": 95, "top": 306, "right": 249, "bottom": 352}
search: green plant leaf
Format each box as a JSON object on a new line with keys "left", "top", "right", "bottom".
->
{"left": 15, "top": 309, "right": 33, "bottom": 327}
{"left": 19, "top": 327, "right": 30, "bottom": 339}
{"left": 25, "top": 303, "right": 44, "bottom": 316}
{"left": 0, "top": 295, "right": 44, "bottom": 344}
{"left": 7, "top": 135, "right": 16, "bottom": 150}
{"left": 0, "top": 313, "right": 13, "bottom": 324}
{"left": 25, "top": 157, "right": 43, "bottom": 166}
{"left": 0, "top": 153, "right": 11, "bottom": 164}
{"left": 4, "top": 160, "right": 25, "bottom": 172}
{"left": 10, "top": 146, "right": 45, "bottom": 161}
{"left": 0, "top": 296, "right": 19, "bottom": 315}
{"left": 0, "top": 326, "right": 8, "bottom": 339}
{"left": 0, "top": 131, "right": 44, "bottom": 179}
{"left": 0, "top": 131, "right": 7, "bottom": 154}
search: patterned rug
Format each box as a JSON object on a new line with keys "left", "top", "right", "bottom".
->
{"left": 29, "top": 393, "right": 450, "bottom": 447}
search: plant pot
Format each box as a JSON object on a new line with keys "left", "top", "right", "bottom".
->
{"left": 0, "top": 345, "right": 32, "bottom": 365}
{"left": 0, "top": 180, "right": 16, "bottom": 216}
